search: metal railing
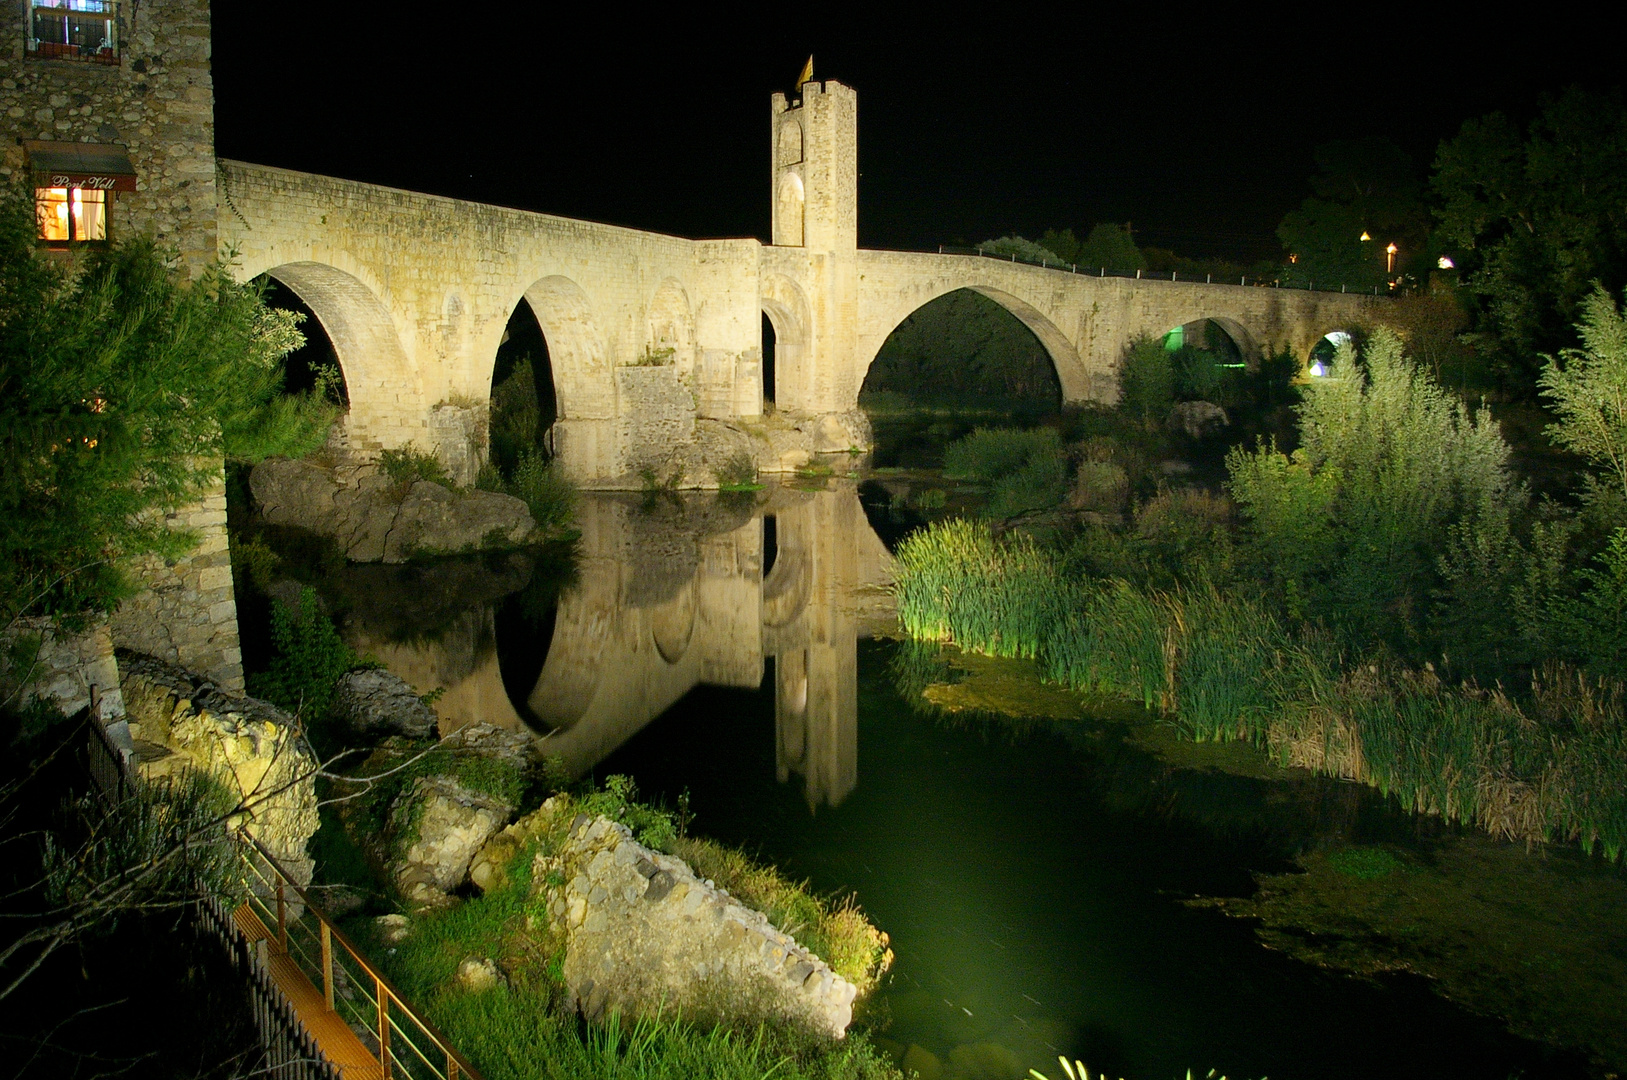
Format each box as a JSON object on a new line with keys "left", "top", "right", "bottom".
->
{"left": 195, "top": 893, "right": 342, "bottom": 1080}
{"left": 235, "top": 835, "right": 484, "bottom": 1080}
{"left": 931, "top": 244, "right": 1387, "bottom": 296}
{"left": 79, "top": 702, "right": 483, "bottom": 1080}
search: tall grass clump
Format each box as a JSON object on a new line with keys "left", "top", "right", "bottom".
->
{"left": 894, "top": 518, "right": 1076, "bottom": 658}
{"left": 668, "top": 835, "right": 893, "bottom": 997}
{"left": 1043, "top": 582, "right": 1282, "bottom": 740}
{"left": 507, "top": 448, "right": 576, "bottom": 531}
{"left": 943, "top": 426, "right": 1062, "bottom": 482}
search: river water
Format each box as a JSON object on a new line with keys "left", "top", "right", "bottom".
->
{"left": 331, "top": 482, "right": 1607, "bottom": 1080}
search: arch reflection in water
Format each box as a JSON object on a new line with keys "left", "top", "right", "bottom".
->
{"left": 528, "top": 485, "right": 894, "bottom": 811}
{"left": 347, "top": 484, "right": 893, "bottom": 813}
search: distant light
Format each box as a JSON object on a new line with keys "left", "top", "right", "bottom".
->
{"left": 1359, "top": 231, "right": 1371, "bottom": 242}
{"left": 1437, "top": 256, "right": 1455, "bottom": 269}
{"left": 1288, "top": 253, "right": 1298, "bottom": 264}
{"left": 1310, "top": 361, "right": 1328, "bottom": 377}
{"left": 1385, "top": 242, "right": 1398, "bottom": 255}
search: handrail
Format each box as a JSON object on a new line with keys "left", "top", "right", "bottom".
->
{"left": 927, "top": 243, "right": 1387, "bottom": 297}
{"left": 235, "top": 833, "right": 485, "bottom": 1080}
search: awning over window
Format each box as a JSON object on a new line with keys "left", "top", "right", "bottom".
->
{"left": 24, "top": 140, "right": 137, "bottom": 192}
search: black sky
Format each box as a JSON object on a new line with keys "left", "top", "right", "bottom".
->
{"left": 212, "top": 5, "right": 1621, "bottom": 263}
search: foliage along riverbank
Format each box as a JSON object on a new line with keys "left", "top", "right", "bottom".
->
{"left": 893, "top": 303, "right": 1627, "bottom": 864}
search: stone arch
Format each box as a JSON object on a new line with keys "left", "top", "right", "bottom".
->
{"left": 859, "top": 283, "right": 1089, "bottom": 405}
{"left": 760, "top": 273, "right": 812, "bottom": 411}
{"left": 509, "top": 275, "right": 613, "bottom": 422}
{"left": 256, "top": 261, "right": 422, "bottom": 455}
{"left": 1158, "top": 315, "right": 1260, "bottom": 365}
{"left": 646, "top": 278, "right": 696, "bottom": 382}
{"left": 774, "top": 172, "right": 805, "bottom": 247}
{"left": 778, "top": 120, "right": 804, "bottom": 166}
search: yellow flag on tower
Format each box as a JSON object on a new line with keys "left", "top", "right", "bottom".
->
{"left": 796, "top": 56, "right": 814, "bottom": 88}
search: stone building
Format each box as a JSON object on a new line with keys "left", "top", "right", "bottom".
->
{"left": 0, "top": 0, "right": 240, "bottom": 696}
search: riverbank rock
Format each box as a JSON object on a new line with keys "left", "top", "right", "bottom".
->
{"left": 118, "top": 652, "right": 318, "bottom": 885}
{"left": 330, "top": 669, "right": 438, "bottom": 739}
{"left": 249, "top": 458, "right": 537, "bottom": 563}
{"left": 388, "top": 775, "right": 515, "bottom": 905}
{"left": 1170, "top": 400, "right": 1229, "bottom": 440}
{"left": 528, "top": 807, "right": 858, "bottom": 1038}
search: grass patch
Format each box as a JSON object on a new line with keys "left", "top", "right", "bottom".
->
{"left": 667, "top": 834, "right": 892, "bottom": 998}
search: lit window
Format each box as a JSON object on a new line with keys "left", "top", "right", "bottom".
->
{"left": 26, "top": 1, "right": 119, "bottom": 64}
{"left": 36, "top": 187, "right": 108, "bottom": 243}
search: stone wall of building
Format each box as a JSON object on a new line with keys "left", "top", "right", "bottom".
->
{"left": 0, "top": 0, "right": 217, "bottom": 275}
{"left": 0, "top": 615, "right": 126, "bottom": 720}
{"left": 109, "top": 470, "right": 244, "bottom": 692}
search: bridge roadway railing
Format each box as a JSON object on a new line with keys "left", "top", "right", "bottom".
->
{"left": 82, "top": 702, "right": 485, "bottom": 1080}
{"left": 930, "top": 244, "right": 1387, "bottom": 296}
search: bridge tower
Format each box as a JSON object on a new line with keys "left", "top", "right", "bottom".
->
{"left": 767, "top": 80, "right": 861, "bottom": 418}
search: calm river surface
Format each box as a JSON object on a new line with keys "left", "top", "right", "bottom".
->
{"left": 339, "top": 483, "right": 1604, "bottom": 1079}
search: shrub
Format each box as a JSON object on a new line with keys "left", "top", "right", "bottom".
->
{"left": 714, "top": 452, "right": 759, "bottom": 490}
{"left": 379, "top": 443, "right": 453, "bottom": 493}
{"left": 508, "top": 448, "right": 575, "bottom": 531}
{"left": 247, "top": 586, "right": 362, "bottom": 719}
{"left": 943, "top": 426, "right": 1070, "bottom": 519}
{"left": 1117, "top": 336, "right": 1175, "bottom": 425}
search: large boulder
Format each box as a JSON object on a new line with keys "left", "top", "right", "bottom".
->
{"left": 119, "top": 652, "right": 318, "bottom": 885}
{"left": 249, "top": 459, "right": 537, "bottom": 563}
{"left": 330, "top": 669, "right": 438, "bottom": 739}
{"left": 387, "top": 775, "right": 514, "bottom": 905}
{"left": 514, "top": 805, "right": 858, "bottom": 1038}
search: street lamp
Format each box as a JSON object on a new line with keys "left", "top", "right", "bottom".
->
{"left": 1386, "top": 242, "right": 1398, "bottom": 274}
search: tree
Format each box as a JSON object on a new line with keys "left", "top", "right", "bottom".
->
{"left": 0, "top": 186, "right": 336, "bottom": 626}
{"left": 1537, "top": 285, "right": 1627, "bottom": 499}
{"left": 1277, "top": 138, "right": 1426, "bottom": 290}
{"left": 1433, "top": 88, "right": 1627, "bottom": 387}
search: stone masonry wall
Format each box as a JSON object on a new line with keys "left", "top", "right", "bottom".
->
{"left": 0, "top": 615, "right": 126, "bottom": 720}
{"left": 109, "top": 469, "right": 244, "bottom": 691}
{"left": 0, "top": 0, "right": 217, "bottom": 276}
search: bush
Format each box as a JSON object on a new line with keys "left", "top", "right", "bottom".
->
{"left": 247, "top": 586, "right": 362, "bottom": 719}
{"left": 379, "top": 443, "right": 453, "bottom": 492}
{"left": 714, "top": 452, "right": 759, "bottom": 491}
{"left": 1117, "top": 337, "right": 1174, "bottom": 425}
{"left": 943, "top": 426, "right": 1070, "bottom": 519}
{"left": 508, "top": 448, "right": 575, "bottom": 531}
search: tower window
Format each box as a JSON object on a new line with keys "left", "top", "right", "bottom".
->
{"left": 26, "top": 1, "right": 119, "bottom": 65}
{"left": 36, "top": 187, "right": 108, "bottom": 243}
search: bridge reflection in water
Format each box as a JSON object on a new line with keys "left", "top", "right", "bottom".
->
{"left": 343, "top": 483, "right": 895, "bottom": 812}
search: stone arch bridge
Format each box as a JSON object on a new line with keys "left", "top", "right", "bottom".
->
{"left": 218, "top": 80, "right": 1382, "bottom": 488}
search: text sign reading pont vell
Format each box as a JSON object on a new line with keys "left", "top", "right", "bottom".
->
{"left": 46, "top": 172, "right": 136, "bottom": 192}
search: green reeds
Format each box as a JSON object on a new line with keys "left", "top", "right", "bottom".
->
{"left": 893, "top": 529, "right": 1627, "bottom": 860}
{"left": 894, "top": 519, "right": 1075, "bottom": 659}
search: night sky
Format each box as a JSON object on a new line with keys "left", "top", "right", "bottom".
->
{"left": 212, "top": 6, "right": 1621, "bottom": 263}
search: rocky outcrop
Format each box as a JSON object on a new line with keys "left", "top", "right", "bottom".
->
{"left": 249, "top": 459, "right": 537, "bottom": 563}
{"left": 513, "top": 805, "right": 858, "bottom": 1038}
{"left": 387, "top": 775, "right": 514, "bottom": 905}
{"left": 330, "top": 669, "right": 438, "bottom": 739}
{"left": 118, "top": 652, "right": 318, "bottom": 885}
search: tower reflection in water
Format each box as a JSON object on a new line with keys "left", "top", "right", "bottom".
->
{"left": 340, "top": 483, "right": 895, "bottom": 812}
